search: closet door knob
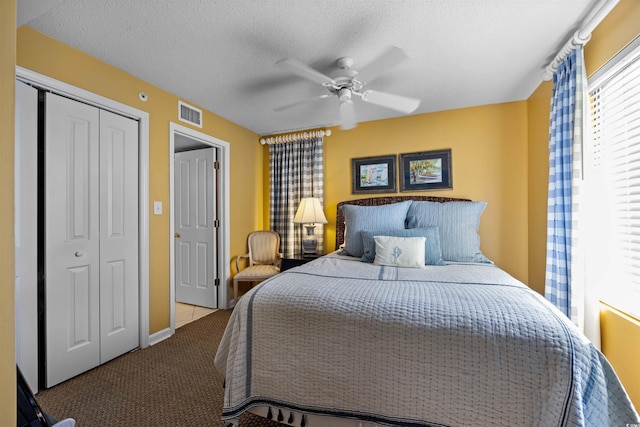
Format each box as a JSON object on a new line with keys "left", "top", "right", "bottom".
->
{"left": 175, "top": 232, "right": 181, "bottom": 238}
{"left": 75, "top": 251, "right": 83, "bottom": 257}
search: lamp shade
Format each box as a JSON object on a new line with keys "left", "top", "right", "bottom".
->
{"left": 293, "top": 197, "right": 328, "bottom": 224}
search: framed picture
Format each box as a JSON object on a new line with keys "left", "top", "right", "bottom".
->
{"left": 351, "top": 155, "right": 397, "bottom": 194}
{"left": 399, "top": 149, "right": 452, "bottom": 192}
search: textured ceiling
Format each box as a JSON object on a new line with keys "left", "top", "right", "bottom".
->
{"left": 20, "top": 0, "right": 598, "bottom": 136}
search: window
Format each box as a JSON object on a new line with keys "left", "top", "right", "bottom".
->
{"left": 586, "top": 37, "right": 640, "bottom": 319}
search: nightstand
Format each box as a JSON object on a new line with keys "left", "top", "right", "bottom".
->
{"left": 280, "top": 252, "right": 323, "bottom": 272}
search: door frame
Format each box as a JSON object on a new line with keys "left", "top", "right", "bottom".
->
{"left": 169, "top": 122, "right": 231, "bottom": 333}
{"left": 16, "top": 66, "right": 151, "bottom": 349}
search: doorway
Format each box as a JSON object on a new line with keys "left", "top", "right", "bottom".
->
{"left": 174, "top": 146, "right": 217, "bottom": 308}
{"left": 175, "top": 302, "right": 216, "bottom": 329}
{"left": 169, "top": 123, "right": 231, "bottom": 334}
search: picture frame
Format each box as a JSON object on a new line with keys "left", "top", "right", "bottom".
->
{"left": 399, "top": 149, "right": 452, "bottom": 192}
{"left": 351, "top": 155, "right": 397, "bottom": 194}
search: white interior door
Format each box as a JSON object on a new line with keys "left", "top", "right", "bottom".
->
{"left": 15, "top": 81, "right": 39, "bottom": 392}
{"left": 45, "top": 92, "right": 101, "bottom": 387}
{"left": 174, "top": 148, "right": 218, "bottom": 308}
{"left": 45, "top": 93, "right": 139, "bottom": 387}
{"left": 98, "top": 109, "right": 139, "bottom": 363}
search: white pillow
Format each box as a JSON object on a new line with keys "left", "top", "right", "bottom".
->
{"left": 373, "top": 236, "right": 426, "bottom": 268}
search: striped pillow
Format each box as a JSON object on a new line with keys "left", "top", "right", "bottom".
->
{"left": 340, "top": 201, "right": 412, "bottom": 257}
{"left": 406, "top": 201, "right": 492, "bottom": 263}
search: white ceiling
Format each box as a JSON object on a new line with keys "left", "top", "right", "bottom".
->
{"left": 20, "top": 0, "right": 598, "bottom": 136}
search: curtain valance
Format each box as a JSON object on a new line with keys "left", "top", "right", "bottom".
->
{"left": 260, "top": 129, "right": 331, "bottom": 145}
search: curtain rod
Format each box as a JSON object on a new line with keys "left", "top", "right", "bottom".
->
{"left": 259, "top": 129, "right": 332, "bottom": 145}
{"left": 543, "top": 0, "right": 620, "bottom": 81}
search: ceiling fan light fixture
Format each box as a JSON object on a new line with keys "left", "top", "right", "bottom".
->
{"left": 338, "top": 88, "right": 352, "bottom": 102}
{"left": 339, "top": 99, "right": 356, "bottom": 130}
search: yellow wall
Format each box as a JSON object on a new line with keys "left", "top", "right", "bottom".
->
{"left": 584, "top": 0, "right": 640, "bottom": 77}
{"left": 601, "top": 304, "right": 640, "bottom": 410}
{"left": 311, "top": 102, "right": 529, "bottom": 282}
{"left": 16, "top": 28, "right": 263, "bottom": 333}
{"left": 0, "top": 2, "right": 16, "bottom": 423}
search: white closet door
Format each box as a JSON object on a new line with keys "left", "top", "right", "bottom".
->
{"left": 45, "top": 92, "right": 101, "bottom": 387}
{"left": 45, "top": 94, "right": 140, "bottom": 387}
{"left": 99, "top": 109, "right": 139, "bottom": 363}
{"left": 175, "top": 148, "right": 218, "bottom": 308}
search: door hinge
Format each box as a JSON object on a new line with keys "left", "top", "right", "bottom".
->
{"left": 214, "top": 160, "right": 220, "bottom": 170}
{"left": 214, "top": 278, "right": 220, "bottom": 287}
{"left": 214, "top": 219, "right": 220, "bottom": 228}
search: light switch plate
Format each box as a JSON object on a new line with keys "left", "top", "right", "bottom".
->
{"left": 153, "top": 201, "right": 162, "bottom": 215}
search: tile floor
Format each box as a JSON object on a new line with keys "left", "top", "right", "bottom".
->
{"left": 175, "top": 302, "right": 217, "bottom": 329}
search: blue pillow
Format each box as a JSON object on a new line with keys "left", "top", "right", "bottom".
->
{"left": 341, "top": 201, "right": 412, "bottom": 257}
{"left": 361, "top": 227, "right": 445, "bottom": 265}
{"left": 406, "top": 201, "right": 492, "bottom": 263}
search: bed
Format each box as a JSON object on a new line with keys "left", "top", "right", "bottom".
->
{"left": 215, "top": 196, "right": 639, "bottom": 427}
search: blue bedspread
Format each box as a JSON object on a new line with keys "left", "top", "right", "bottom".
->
{"left": 215, "top": 253, "right": 639, "bottom": 426}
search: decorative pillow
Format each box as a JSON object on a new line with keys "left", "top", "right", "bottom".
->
{"left": 373, "top": 236, "right": 426, "bottom": 268}
{"left": 361, "top": 227, "right": 445, "bottom": 265}
{"left": 406, "top": 201, "right": 492, "bottom": 263}
{"left": 340, "top": 201, "right": 412, "bottom": 257}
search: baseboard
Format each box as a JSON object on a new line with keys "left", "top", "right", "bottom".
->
{"left": 148, "top": 327, "right": 172, "bottom": 346}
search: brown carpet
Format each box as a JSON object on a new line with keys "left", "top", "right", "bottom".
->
{"left": 36, "top": 310, "right": 282, "bottom": 427}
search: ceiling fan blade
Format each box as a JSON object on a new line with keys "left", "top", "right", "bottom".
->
{"left": 355, "top": 46, "right": 409, "bottom": 84}
{"left": 339, "top": 101, "right": 357, "bottom": 130}
{"left": 361, "top": 90, "right": 420, "bottom": 114}
{"left": 275, "top": 58, "right": 335, "bottom": 86}
{"left": 273, "top": 94, "right": 331, "bottom": 112}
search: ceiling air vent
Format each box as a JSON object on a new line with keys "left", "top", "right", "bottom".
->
{"left": 178, "top": 101, "right": 202, "bottom": 128}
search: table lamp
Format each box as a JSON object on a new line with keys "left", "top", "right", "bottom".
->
{"left": 293, "top": 197, "right": 328, "bottom": 255}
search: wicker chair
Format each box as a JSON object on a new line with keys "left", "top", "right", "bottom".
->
{"left": 233, "top": 230, "right": 282, "bottom": 305}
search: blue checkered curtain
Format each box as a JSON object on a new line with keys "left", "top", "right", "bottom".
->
{"left": 269, "top": 136, "right": 324, "bottom": 257}
{"left": 545, "top": 47, "right": 585, "bottom": 321}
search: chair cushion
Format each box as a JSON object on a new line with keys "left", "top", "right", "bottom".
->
{"left": 234, "top": 265, "right": 280, "bottom": 281}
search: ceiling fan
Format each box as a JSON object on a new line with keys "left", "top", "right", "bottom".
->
{"left": 273, "top": 46, "right": 421, "bottom": 130}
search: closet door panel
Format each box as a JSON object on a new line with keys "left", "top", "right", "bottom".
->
{"left": 45, "top": 92, "right": 101, "bottom": 388}
{"left": 66, "top": 266, "right": 93, "bottom": 346}
{"left": 99, "top": 109, "right": 139, "bottom": 363}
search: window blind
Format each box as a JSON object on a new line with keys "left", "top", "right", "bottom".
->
{"left": 587, "top": 40, "right": 640, "bottom": 319}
